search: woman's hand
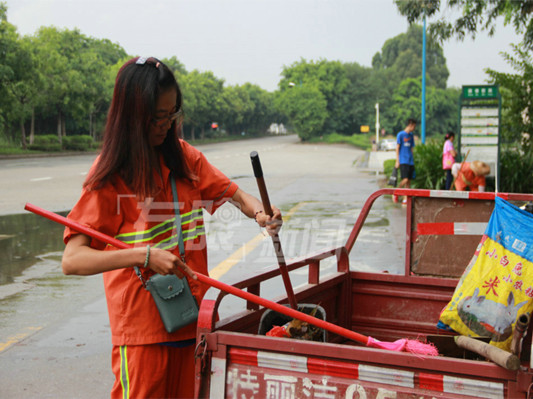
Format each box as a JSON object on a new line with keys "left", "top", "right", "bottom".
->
{"left": 62, "top": 234, "right": 196, "bottom": 280}
{"left": 146, "top": 247, "right": 197, "bottom": 280}
{"left": 255, "top": 206, "right": 283, "bottom": 236}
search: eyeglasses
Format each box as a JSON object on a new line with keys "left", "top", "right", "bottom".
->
{"left": 151, "top": 109, "right": 182, "bottom": 127}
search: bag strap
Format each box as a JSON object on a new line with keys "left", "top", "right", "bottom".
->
{"left": 171, "top": 176, "right": 185, "bottom": 260}
{"left": 134, "top": 176, "right": 185, "bottom": 287}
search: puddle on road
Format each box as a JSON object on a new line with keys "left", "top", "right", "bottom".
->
{"left": 0, "top": 212, "right": 67, "bottom": 286}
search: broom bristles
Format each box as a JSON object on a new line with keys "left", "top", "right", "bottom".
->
{"left": 367, "top": 337, "right": 439, "bottom": 356}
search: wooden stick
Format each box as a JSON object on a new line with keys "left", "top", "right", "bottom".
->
{"left": 511, "top": 314, "right": 530, "bottom": 357}
{"left": 250, "top": 151, "right": 298, "bottom": 310}
{"left": 455, "top": 336, "right": 520, "bottom": 370}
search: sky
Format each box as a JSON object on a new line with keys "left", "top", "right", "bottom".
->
{"left": 4, "top": 0, "right": 524, "bottom": 92}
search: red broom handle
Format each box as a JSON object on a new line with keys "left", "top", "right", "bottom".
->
{"left": 24, "top": 203, "right": 369, "bottom": 346}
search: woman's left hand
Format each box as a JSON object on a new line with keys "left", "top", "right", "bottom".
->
{"left": 255, "top": 206, "right": 283, "bottom": 235}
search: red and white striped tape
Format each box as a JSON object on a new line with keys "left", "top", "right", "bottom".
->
{"left": 223, "top": 348, "right": 504, "bottom": 399}
{"left": 417, "top": 222, "right": 487, "bottom": 236}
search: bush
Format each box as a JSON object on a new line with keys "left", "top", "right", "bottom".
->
{"left": 62, "top": 135, "right": 94, "bottom": 151}
{"left": 500, "top": 147, "right": 533, "bottom": 193}
{"left": 412, "top": 138, "right": 446, "bottom": 189}
{"left": 383, "top": 158, "right": 396, "bottom": 177}
{"left": 28, "top": 135, "right": 61, "bottom": 152}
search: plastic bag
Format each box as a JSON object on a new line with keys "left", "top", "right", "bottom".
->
{"left": 388, "top": 168, "right": 398, "bottom": 187}
{"left": 438, "top": 197, "right": 533, "bottom": 350}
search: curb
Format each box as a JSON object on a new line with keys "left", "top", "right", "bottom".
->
{"left": 0, "top": 151, "right": 98, "bottom": 160}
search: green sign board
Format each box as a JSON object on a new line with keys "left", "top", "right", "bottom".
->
{"left": 462, "top": 85, "right": 499, "bottom": 99}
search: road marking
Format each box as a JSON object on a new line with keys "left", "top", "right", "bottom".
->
{"left": 209, "top": 202, "right": 307, "bottom": 280}
{"left": 30, "top": 177, "right": 52, "bottom": 182}
{"left": 0, "top": 326, "right": 42, "bottom": 352}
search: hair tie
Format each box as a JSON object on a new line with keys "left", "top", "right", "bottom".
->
{"left": 136, "top": 56, "right": 148, "bottom": 65}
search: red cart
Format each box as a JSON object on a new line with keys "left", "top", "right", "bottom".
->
{"left": 194, "top": 188, "right": 533, "bottom": 398}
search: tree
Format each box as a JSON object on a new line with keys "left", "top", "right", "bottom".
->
{"left": 220, "top": 85, "right": 254, "bottom": 136}
{"left": 180, "top": 70, "right": 225, "bottom": 140}
{"left": 385, "top": 77, "right": 459, "bottom": 136}
{"left": 486, "top": 44, "right": 533, "bottom": 152}
{"left": 372, "top": 24, "right": 449, "bottom": 90}
{"left": 162, "top": 56, "right": 187, "bottom": 77}
{"left": 279, "top": 59, "right": 352, "bottom": 135}
{"left": 239, "top": 83, "right": 278, "bottom": 136}
{"left": 29, "top": 27, "right": 127, "bottom": 141}
{"left": 344, "top": 62, "right": 382, "bottom": 134}
{"left": 275, "top": 84, "right": 327, "bottom": 141}
{"left": 0, "top": 3, "right": 18, "bottom": 140}
{"left": 395, "top": 0, "right": 533, "bottom": 51}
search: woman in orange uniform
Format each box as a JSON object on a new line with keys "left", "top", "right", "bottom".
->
{"left": 61, "top": 57, "right": 281, "bottom": 399}
{"left": 453, "top": 160, "right": 491, "bottom": 192}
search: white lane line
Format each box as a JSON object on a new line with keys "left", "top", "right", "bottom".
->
{"left": 30, "top": 177, "right": 52, "bottom": 182}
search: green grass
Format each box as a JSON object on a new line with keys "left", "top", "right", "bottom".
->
{"left": 308, "top": 133, "right": 374, "bottom": 150}
{"left": 0, "top": 146, "right": 47, "bottom": 155}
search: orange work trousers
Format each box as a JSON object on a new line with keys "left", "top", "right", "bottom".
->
{"left": 111, "top": 343, "right": 195, "bottom": 399}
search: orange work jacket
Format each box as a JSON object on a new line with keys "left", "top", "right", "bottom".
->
{"left": 64, "top": 140, "right": 238, "bottom": 345}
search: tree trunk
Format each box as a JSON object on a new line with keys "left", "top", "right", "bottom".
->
{"left": 200, "top": 127, "right": 205, "bottom": 140}
{"left": 20, "top": 120, "right": 27, "bottom": 150}
{"left": 191, "top": 126, "right": 196, "bottom": 141}
{"left": 57, "top": 111, "right": 62, "bottom": 145}
{"left": 62, "top": 117, "right": 66, "bottom": 137}
{"left": 29, "top": 107, "right": 35, "bottom": 145}
{"left": 89, "top": 113, "right": 93, "bottom": 139}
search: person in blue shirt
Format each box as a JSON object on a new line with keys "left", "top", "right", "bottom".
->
{"left": 393, "top": 118, "right": 417, "bottom": 204}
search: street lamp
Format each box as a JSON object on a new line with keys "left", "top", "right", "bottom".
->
{"left": 375, "top": 103, "right": 380, "bottom": 148}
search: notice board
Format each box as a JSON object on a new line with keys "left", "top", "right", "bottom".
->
{"left": 458, "top": 85, "right": 501, "bottom": 191}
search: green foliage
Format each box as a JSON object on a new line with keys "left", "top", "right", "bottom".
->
{"left": 386, "top": 78, "right": 460, "bottom": 135}
{"left": 372, "top": 24, "right": 449, "bottom": 89}
{"left": 275, "top": 84, "right": 327, "bottom": 141}
{"left": 62, "top": 135, "right": 94, "bottom": 151}
{"left": 371, "top": 24, "right": 456, "bottom": 136}
{"left": 500, "top": 147, "right": 533, "bottom": 193}
{"left": 278, "top": 59, "right": 352, "bottom": 135}
{"left": 395, "top": 0, "right": 533, "bottom": 51}
{"left": 27, "top": 135, "right": 61, "bottom": 151}
{"left": 179, "top": 70, "right": 225, "bottom": 140}
{"left": 411, "top": 138, "right": 446, "bottom": 189}
{"left": 383, "top": 159, "right": 396, "bottom": 178}
{"left": 486, "top": 44, "right": 533, "bottom": 153}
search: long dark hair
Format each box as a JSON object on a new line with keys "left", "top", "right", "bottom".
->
{"left": 84, "top": 57, "right": 195, "bottom": 199}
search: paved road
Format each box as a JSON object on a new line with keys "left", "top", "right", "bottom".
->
{"left": 0, "top": 135, "right": 405, "bottom": 398}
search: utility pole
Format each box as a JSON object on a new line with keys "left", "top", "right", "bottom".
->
{"left": 375, "top": 103, "right": 380, "bottom": 147}
{"left": 421, "top": 16, "right": 427, "bottom": 144}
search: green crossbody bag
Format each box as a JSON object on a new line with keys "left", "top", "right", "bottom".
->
{"left": 134, "top": 177, "right": 199, "bottom": 333}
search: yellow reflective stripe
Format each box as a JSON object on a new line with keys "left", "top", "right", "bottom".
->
{"left": 153, "top": 226, "right": 206, "bottom": 250}
{"left": 185, "top": 214, "right": 204, "bottom": 225}
{"left": 184, "top": 229, "right": 206, "bottom": 242}
{"left": 115, "top": 218, "right": 176, "bottom": 239}
{"left": 119, "top": 225, "right": 175, "bottom": 244}
{"left": 156, "top": 231, "right": 205, "bottom": 250}
{"left": 120, "top": 345, "right": 130, "bottom": 399}
{"left": 115, "top": 209, "right": 203, "bottom": 244}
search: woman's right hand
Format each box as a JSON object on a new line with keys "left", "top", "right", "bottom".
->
{"left": 146, "top": 247, "right": 197, "bottom": 280}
